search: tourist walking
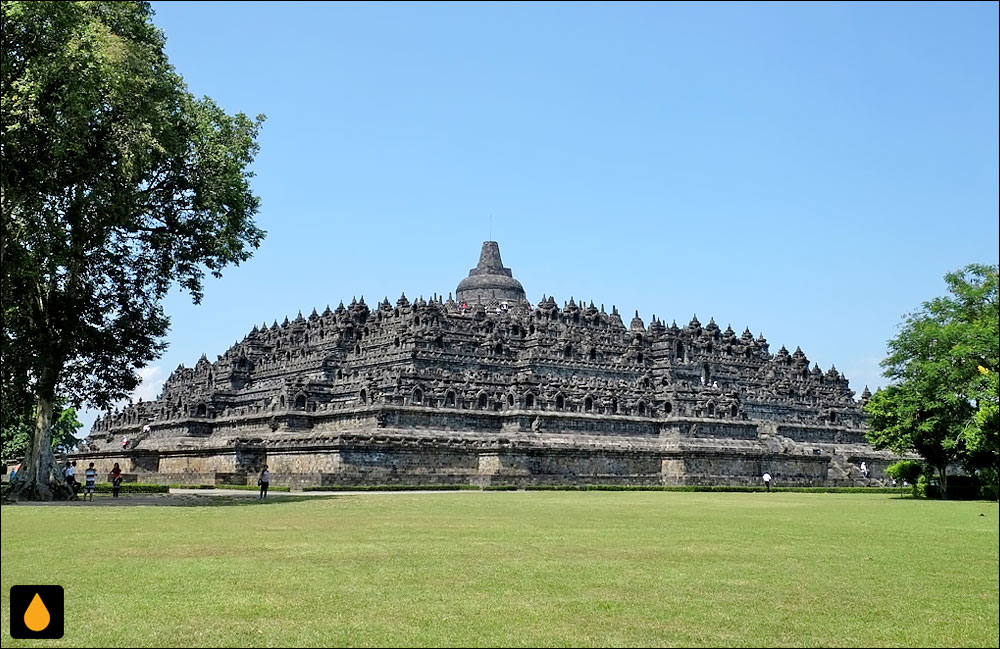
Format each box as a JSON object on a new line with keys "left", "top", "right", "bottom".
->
{"left": 258, "top": 465, "right": 270, "bottom": 499}
{"left": 109, "top": 462, "right": 123, "bottom": 498}
{"left": 860, "top": 461, "right": 868, "bottom": 479}
{"left": 83, "top": 462, "right": 97, "bottom": 501}
{"left": 762, "top": 472, "right": 772, "bottom": 492}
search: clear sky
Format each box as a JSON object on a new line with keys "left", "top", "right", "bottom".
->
{"left": 81, "top": 1, "right": 999, "bottom": 433}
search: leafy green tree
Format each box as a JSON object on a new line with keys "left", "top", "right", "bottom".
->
{"left": 866, "top": 264, "right": 999, "bottom": 498}
{"left": 2, "top": 2, "right": 265, "bottom": 500}
{"left": 884, "top": 459, "right": 924, "bottom": 498}
{"left": 967, "top": 365, "right": 998, "bottom": 476}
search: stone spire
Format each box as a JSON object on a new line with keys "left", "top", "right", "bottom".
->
{"left": 630, "top": 310, "right": 645, "bottom": 331}
{"left": 456, "top": 241, "right": 526, "bottom": 304}
{"left": 473, "top": 241, "right": 507, "bottom": 276}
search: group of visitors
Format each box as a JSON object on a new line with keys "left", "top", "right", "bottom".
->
{"left": 58, "top": 461, "right": 270, "bottom": 500}
{"left": 62, "top": 461, "right": 124, "bottom": 500}
{"left": 458, "top": 301, "right": 511, "bottom": 315}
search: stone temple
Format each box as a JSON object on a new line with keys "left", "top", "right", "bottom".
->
{"left": 81, "top": 242, "right": 889, "bottom": 487}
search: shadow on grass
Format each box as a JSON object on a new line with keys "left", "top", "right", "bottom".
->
{"left": 884, "top": 493, "right": 998, "bottom": 503}
{"left": 173, "top": 494, "right": 343, "bottom": 508}
{"left": 2, "top": 493, "right": 344, "bottom": 508}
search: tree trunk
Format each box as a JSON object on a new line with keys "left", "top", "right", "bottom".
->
{"left": 10, "top": 367, "right": 74, "bottom": 501}
{"left": 938, "top": 466, "right": 949, "bottom": 499}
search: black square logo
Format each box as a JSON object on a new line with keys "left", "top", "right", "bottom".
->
{"left": 9, "top": 585, "right": 64, "bottom": 639}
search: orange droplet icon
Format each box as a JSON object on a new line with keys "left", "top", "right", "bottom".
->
{"left": 24, "top": 592, "right": 51, "bottom": 632}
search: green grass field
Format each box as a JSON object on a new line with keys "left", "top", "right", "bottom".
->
{"left": 2, "top": 492, "right": 997, "bottom": 647}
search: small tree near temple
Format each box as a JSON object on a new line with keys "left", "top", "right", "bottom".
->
{"left": 885, "top": 460, "right": 924, "bottom": 498}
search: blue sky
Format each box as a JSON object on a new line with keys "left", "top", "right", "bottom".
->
{"left": 82, "top": 1, "right": 999, "bottom": 432}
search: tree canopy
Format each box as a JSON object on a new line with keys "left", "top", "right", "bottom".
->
{"left": 1, "top": 1, "right": 265, "bottom": 499}
{"left": 865, "top": 264, "right": 999, "bottom": 496}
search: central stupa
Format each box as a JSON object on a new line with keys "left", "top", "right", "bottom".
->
{"left": 455, "top": 241, "right": 527, "bottom": 305}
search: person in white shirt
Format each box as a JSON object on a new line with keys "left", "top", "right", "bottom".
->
{"left": 762, "top": 472, "right": 772, "bottom": 492}
{"left": 65, "top": 461, "right": 78, "bottom": 492}
{"left": 258, "top": 465, "right": 270, "bottom": 499}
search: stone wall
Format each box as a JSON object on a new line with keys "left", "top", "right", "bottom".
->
{"left": 672, "top": 451, "right": 831, "bottom": 486}
{"left": 778, "top": 424, "right": 868, "bottom": 444}
{"left": 61, "top": 428, "right": 897, "bottom": 489}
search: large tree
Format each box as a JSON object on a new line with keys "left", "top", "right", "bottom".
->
{"left": 1, "top": 2, "right": 265, "bottom": 499}
{"left": 2, "top": 397, "right": 83, "bottom": 461}
{"left": 865, "top": 264, "right": 999, "bottom": 497}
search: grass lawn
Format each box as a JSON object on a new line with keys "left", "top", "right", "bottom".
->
{"left": 1, "top": 492, "right": 997, "bottom": 647}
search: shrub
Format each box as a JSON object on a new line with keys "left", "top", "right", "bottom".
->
{"left": 94, "top": 483, "right": 168, "bottom": 494}
{"left": 942, "top": 475, "right": 981, "bottom": 500}
{"left": 917, "top": 475, "right": 937, "bottom": 499}
{"left": 980, "top": 482, "right": 999, "bottom": 501}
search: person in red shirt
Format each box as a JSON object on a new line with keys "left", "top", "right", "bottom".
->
{"left": 109, "top": 462, "right": 123, "bottom": 498}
